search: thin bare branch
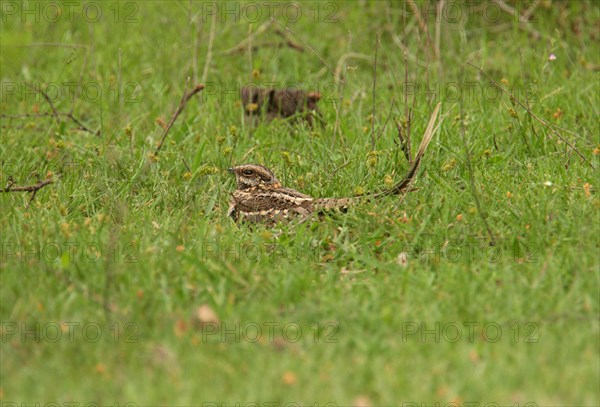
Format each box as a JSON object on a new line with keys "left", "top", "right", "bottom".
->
{"left": 371, "top": 34, "right": 380, "bottom": 150}
{"left": 66, "top": 112, "right": 96, "bottom": 134}
{"left": 492, "top": 0, "right": 543, "bottom": 38}
{"left": 396, "top": 112, "right": 413, "bottom": 163}
{"left": 26, "top": 83, "right": 60, "bottom": 124}
{"left": 190, "top": 2, "right": 202, "bottom": 84}
{"left": 1, "top": 112, "right": 60, "bottom": 119}
{"left": 182, "top": 157, "right": 192, "bottom": 173}
{"left": 14, "top": 84, "right": 99, "bottom": 135}
{"left": 221, "top": 19, "right": 273, "bottom": 55}
{"left": 224, "top": 41, "right": 306, "bottom": 55}
{"left": 467, "top": 61, "right": 593, "bottom": 167}
{"left": 406, "top": 0, "right": 436, "bottom": 59}
{"left": 333, "top": 52, "right": 371, "bottom": 86}
{"left": 271, "top": 18, "right": 334, "bottom": 75}
{"left": 461, "top": 124, "right": 496, "bottom": 245}
{"left": 155, "top": 79, "right": 205, "bottom": 155}
{"left": 523, "top": 0, "right": 541, "bottom": 20}
{"left": 375, "top": 99, "right": 395, "bottom": 146}
{"left": 332, "top": 33, "right": 354, "bottom": 148}
{"left": 201, "top": 11, "right": 217, "bottom": 83}
{"left": 2, "top": 177, "right": 53, "bottom": 207}
{"left": 519, "top": 50, "right": 539, "bottom": 144}
{"left": 7, "top": 42, "right": 88, "bottom": 49}
{"left": 403, "top": 50, "right": 412, "bottom": 161}
{"left": 273, "top": 29, "right": 305, "bottom": 52}
{"left": 434, "top": 0, "right": 444, "bottom": 61}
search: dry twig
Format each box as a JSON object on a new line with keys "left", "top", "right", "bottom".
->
{"left": 374, "top": 103, "right": 442, "bottom": 197}
{"left": 273, "top": 29, "right": 305, "bottom": 52}
{"left": 2, "top": 176, "right": 53, "bottom": 206}
{"left": 467, "top": 61, "right": 593, "bottom": 168}
{"left": 492, "top": 0, "right": 543, "bottom": 38}
{"left": 333, "top": 52, "right": 371, "bottom": 87}
{"left": 406, "top": 0, "right": 436, "bottom": 59}
{"left": 201, "top": 11, "right": 217, "bottom": 83}
{"left": 375, "top": 100, "right": 395, "bottom": 146}
{"left": 221, "top": 20, "right": 274, "bottom": 55}
{"left": 154, "top": 79, "right": 205, "bottom": 156}
{"left": 434, "top": 0, "right": 444, "bottom": 61}
{"left": 4, "top": 83, "right": 100, "bottom": 135}
{"left": 25, "top": 83, "right": 60, "bottom": 124}
{"left": 2, "top": 177, "right": 52, "bottom": 193}
{"left": 271, "top": 18, "right": 334, "bottom": 75}
{"left": 396, "top": 112, "right": 413, "bottom": 163}
{"left": 370, "top": 34, "right": 380, "bottom": 150}
{"left": 401, "top": 49, "right": 413, "bottom": 162}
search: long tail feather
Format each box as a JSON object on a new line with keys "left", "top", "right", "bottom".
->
{"left": 372, "top": 102, "right": 442, "bottom": 197}
{"left": 312, "top": 103, "right": 441, "bottom": 212}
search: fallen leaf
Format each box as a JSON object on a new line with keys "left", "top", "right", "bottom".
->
{"left": 553, "top": 107, "right": 563, "bottom": 119}
{"left": 195, "top": 304, "right": 220, "bottom": 326}
{"left": 583, "top": 183, "right": 591, "bottom": 197}
{"left": 155, "top": 117, "right": 167, "bottom": 129}
{"left": 282, "top": 371, "right": 297, "bottom": 385}
{"left": 352, "top": 396, "right": 372, "bottom": 407}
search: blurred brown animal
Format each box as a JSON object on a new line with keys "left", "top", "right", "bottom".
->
{"left": 241, "top": 86, "right": 322, "bottom": 125}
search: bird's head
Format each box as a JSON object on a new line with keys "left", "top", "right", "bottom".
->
{"left": 228, "top": 164, "right": 281, "bottom": 190}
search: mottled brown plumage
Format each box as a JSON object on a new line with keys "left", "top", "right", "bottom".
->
{"left": 228, "top": 103, "right": 441, "bottom": 224}
{"left": 226, "top": 163, "right": 397, "bottom": 223}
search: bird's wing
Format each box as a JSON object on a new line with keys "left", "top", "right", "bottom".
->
{"left": 232, "top": 189, "right": 314, "bottom": 223}
{"left": 276, "top": 187, "right": 313, "bottom": 199}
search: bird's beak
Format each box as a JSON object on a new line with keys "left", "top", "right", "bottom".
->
{"left": 227, "top": 168, "right": 234, "bottom": 174}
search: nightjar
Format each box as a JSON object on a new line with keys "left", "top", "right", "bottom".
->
{"left": 227, "top": 103, "right": 441, "bottom": 224}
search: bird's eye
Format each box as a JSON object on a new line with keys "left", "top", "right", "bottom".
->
{"left": 242, "top": 169, "right": 255, "bottom": 176}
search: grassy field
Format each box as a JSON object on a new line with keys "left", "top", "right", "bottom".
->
{"left": 1, "top": 0, "right": 599, "bottom": 405}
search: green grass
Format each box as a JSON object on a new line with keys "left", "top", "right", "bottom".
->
{"left": 1, "top": 1, "right": 599, "bottom": 405}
